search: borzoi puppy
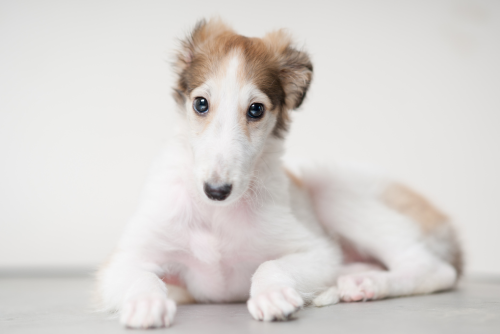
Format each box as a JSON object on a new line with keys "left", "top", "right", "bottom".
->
{"left": 96, "top": 19, "right": 462, "bottom": 328}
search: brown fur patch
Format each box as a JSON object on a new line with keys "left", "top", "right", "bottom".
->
{"left": 173, "top": 19, "right": 313, "bottom": 138}
{"left": 382, "top": 183, "right": 448, "bottom": 233}
{"left": 382, "top": 183, "right": 463, "bottom": 276}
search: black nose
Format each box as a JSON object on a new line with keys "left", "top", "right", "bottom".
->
{"left": 204, "top": 183, "right": 232, "bottom": 201}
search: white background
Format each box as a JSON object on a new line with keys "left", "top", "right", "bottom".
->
{"left": 1, "top": 0, "right": 499, "bottom": 275}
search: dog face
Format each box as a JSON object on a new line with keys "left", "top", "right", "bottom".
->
{"left": 173, "top": 19, "right": 313, "bottom": 204}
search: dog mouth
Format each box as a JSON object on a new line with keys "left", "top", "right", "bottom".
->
{"left": 203, "top": 182, "right": 233, "bottom": 201}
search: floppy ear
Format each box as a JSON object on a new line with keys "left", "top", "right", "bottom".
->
{"left": 173, "top": 18, "right": 234, "bottom": 104}
{"left": 264, "top": 30, "right": 313, "bottom": 111}
{"left": 173, "top": 19, "right": 206, "bottom": 75}
{"left": 279, "top": 47, "right": 313, "bottom": 110}
{"left": 174, "top": 19, "right": 232, "bottom": 70}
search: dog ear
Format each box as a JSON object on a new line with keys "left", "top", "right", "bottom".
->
{"left": 173, "top": 19, "right": 234, "bottom": 105}
{"left": 174, "top": 18, "right": 234, "bottom": 73}
{"left": 264, "top": 30, "right": 313, "bottom": 111}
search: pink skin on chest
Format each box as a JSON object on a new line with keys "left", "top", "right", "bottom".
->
{"left": 159, "top": 195, "right": 280, "bottom": 301}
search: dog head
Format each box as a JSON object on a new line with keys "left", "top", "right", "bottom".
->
{"left": 173, "top": 19, "right": 312, "bottom": 204}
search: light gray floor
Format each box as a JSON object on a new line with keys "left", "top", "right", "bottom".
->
{"left": 1, "top": 276, "right": 499, "bottom": 334}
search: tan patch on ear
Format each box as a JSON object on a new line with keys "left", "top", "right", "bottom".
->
{"left": 262, "top": 29, "right": 313, "bottom": 110}
{"left": 285, "top": 168, "right": 303, "bottom": 188}
{"left": 174, "top": 19, "right": 237, "bottom": 97}
{"left": 262, "top": 29, "right": 313, "bottom": 137}
{"left": 382, "top": 183, "right": 448, "bottom": 233}
{"left": 174, "top": 19, "right": 235, "bottom": 75}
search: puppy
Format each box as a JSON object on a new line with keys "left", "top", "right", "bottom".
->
{"left": 96, "top": 19, "right": 462, "bottom": 328}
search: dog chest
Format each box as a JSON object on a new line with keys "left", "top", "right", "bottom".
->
{"left": 181, "top": 227, "right": 281, "bottom": 302}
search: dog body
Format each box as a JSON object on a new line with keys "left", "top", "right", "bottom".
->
{"left": 97, "top": 20, "right": 462, "bottom": 328}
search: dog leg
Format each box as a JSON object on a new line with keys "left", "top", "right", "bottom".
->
{"left": 119, "top": 273, "right": 177, "bottom": 329}
{"left": 303, "top": 165, "right": 462, "bottom": 302}
{"left": 97, "top": 256, "right": 177, "bottom": 329}
{"left": 247, "top": 243, "right": 340, "bottom": 321}
{"left": 338, "top": 247, "right": 458, "bottom": 302}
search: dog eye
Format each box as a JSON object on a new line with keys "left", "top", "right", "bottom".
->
{"left": 193, "top": 97, "right": 209, "bottom": 114}
{"left": 247, "top": 103, "right": 265, "bottom": 119}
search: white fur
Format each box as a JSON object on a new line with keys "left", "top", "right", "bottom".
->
{"left": 96, "top": 42, "right": 460, "bottom": 329}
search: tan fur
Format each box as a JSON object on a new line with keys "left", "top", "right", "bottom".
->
{"left": 382, "top": 183, "right": 463, "bottom": 276}
{"left": 285, "top": 168, "right": 303, "bottom": 188}
{"left": 382, "top": 183, "right": 448, "bottom": 233}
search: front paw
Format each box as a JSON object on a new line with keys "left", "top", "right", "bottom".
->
{"left": 247, "top": 287, "right": 304, "bottom": 321}
{"left": 120, "top": 296, "right": 177, "bottom": 329}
